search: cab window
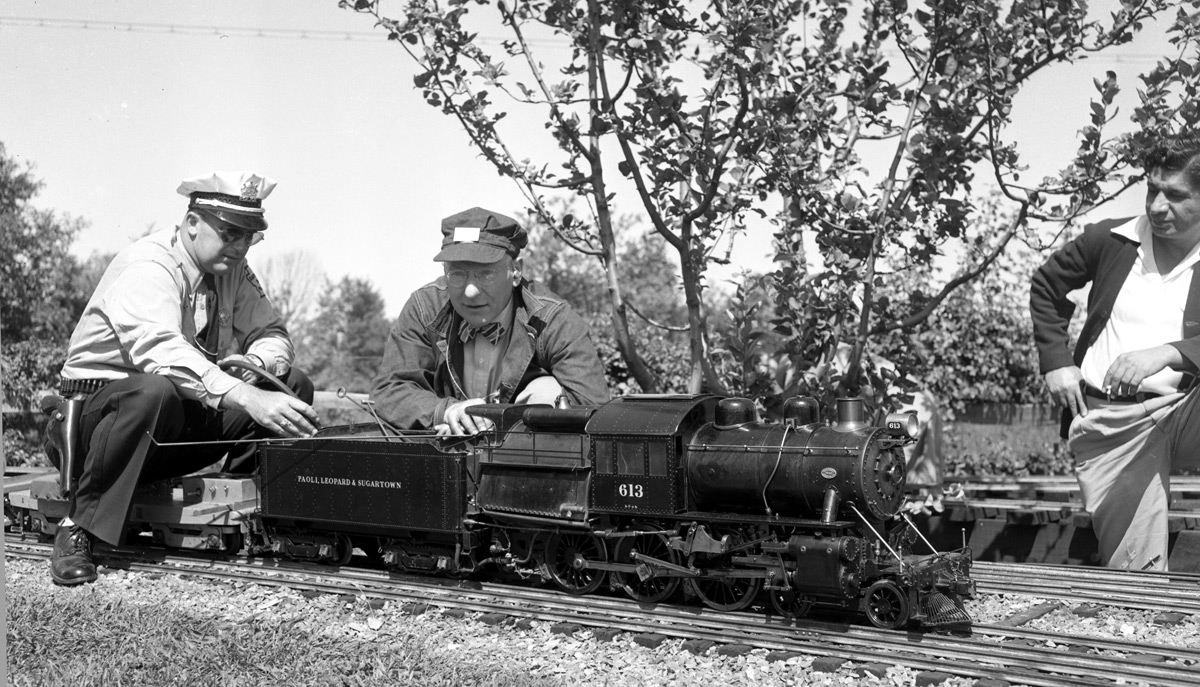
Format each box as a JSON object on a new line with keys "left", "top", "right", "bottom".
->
{"left": 594, "top": 440, "right": 614, "bottom": 474}
{"left": 647, "top": 442, "right": 668, "bottom": 476}
{"left": 617, "top": 441, "right": 643, "bottom": 475}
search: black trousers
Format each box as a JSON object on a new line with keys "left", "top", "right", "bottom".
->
{"left": 69, "top": 370, "right": 314, "bottom": 545}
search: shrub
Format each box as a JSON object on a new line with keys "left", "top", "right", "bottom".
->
{"left": 943, "top": 421, "right": 1073, "bottom": 477}
{"left": 2, "top": 339, "right": 66, "bottom": 412}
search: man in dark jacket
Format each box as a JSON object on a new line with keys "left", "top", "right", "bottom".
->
{"left": 1030, "top": 134, "right": 1200, "bottom": 571}
{"left": 372, "top": 207, "right": 609, "bottom": 433}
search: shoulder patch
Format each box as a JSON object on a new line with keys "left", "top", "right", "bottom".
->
{"left": 244, "top": 266, "right": 267, "bottom": 298}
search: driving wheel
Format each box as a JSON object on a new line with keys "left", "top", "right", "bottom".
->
{"left": 685, "top": 527, "right": 761, "bottom": 612}
{"left": 611, "top": 526, "right": 681, "bottom": 604}
{"left": 546, "top": 532, "right": 607, "bottom": 595}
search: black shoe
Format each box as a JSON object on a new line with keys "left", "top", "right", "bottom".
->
{"left": 50, "top": 524, "right": 98, "bottom": 586}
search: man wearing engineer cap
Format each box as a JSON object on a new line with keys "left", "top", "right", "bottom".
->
{"left": 47, "top": 171, "right": 319, "bottom": 586}
{"left": 373, "top": 207, "right": 609, "bottom": 434}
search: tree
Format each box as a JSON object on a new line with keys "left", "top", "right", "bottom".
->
{"left": 296, "top": 276, "right": 391, "bottom": 393}
{"left": 343, "top": 0, "right": 1197, "bottom": 413}
{"left": 521, "top": 204, "right": 687, "bottom": 323}
{"left": 343, "top": 0, "right": 799, "bottom": 394}
{"left": 0, "top": 143, "right": 86, "bottom": 344}
{"left": 252, "top": 249, "right": 328, "bottom": 337}
{"left": 766, "top": 0, "right": 1199, "bottom": 409}
{"left": 0, "top": 142, "right": 88, "bottom": 411}
{"left": 521, "top": 204, "right": 696, "bottom": 393}
{"left": 873, "top": 203, "right": 1047, "bottom": 417}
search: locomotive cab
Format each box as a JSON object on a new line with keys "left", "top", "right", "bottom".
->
{"left": 586, "top": 395, "right": 719, "bottom": 517}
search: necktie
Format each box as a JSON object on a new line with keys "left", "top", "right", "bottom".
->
{"left": 196, "top": 273, "right": 220, "bottom": 360}
{"left": 459, "top": 320, "right": 503, "bottom": 345}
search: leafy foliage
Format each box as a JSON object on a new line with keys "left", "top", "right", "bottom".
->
{"left": 522, "top": 204, "right": 699, "bottom": 396}
{"left": 767, "top": 0, "right": 1197, "bottom": 417}
{"left": 342, "top": 0, "right": 1197, "bottom": 420}
{"left": 1, "top": 340, "right": 66, "bottom": 414}
{"left": 0, "top": 143, "right": 87, "bottom": 344}
{"left": 343, "top": 0, "right": 820, "bottom": 394}
{"left": 944, "top": 422, "right": 1073, "bottom": 477}
{"left": 873, "top": 208, "right": 1048, "bottom": 416}
{"left": 295, "top": 276, "right": 392, "bottom": 393}
{"left": 0, "top": 142, "right": 91, "bottom": 412}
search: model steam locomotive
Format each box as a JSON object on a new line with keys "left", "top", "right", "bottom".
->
{"left": 8, "top": 394, "right": 975, "bottom": 630}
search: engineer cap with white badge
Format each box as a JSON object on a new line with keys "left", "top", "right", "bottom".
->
{"left": 434, "top": 207, "right": 527, "bottom": 263}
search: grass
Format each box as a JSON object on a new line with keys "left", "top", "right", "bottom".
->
{"left": 6, "top": 567, "right": 563, "bottom": 687}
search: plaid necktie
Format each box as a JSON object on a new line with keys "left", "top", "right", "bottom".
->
{"left": 459, "top": 320, "right": 503, "bottom": 345}
{"left": 196, "top": 273, "right": 220, "bottom": 361}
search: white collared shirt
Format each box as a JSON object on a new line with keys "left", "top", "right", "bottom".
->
{"left": 1080, "top": 216, "right": 1200, "bottom": 394}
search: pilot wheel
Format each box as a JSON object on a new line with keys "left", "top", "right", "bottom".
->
{"left": 864, "top": 579, "right": 911, "bottom": 629}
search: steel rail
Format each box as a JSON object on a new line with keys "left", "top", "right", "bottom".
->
{"left": 976, "top": 560, "right": 1200, "bottom": 586}
{"left": 7, "top": 539, "right": 1197, "bottom": 687}
{"left": 972, "top": 561, "right": 1200, "bottom": 614}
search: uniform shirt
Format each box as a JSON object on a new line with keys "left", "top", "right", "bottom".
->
{"left": 60, "top": 227, "right": 293, "bottom": 408}
{"left": 1080, "top": 217, "right": 1200, "bottom": 394}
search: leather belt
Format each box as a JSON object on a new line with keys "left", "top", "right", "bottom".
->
{"left": 1081, "top": 383, "right": 1162, "bottom": 404}
{"left": 59, "top": 378, "right": 111, "bottom": 395}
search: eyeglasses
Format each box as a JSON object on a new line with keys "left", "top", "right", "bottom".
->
{"left": 211, "top": 223, "right": 265, "bottom": 247}
{"left": 445, "top": 266, "right": 509, "bottom": 287}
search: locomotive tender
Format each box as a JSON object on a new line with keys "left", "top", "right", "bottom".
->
{"left": 10, "top": 393, "right": 975, "bottom": 630}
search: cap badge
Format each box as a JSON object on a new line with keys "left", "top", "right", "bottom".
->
{"left": 452, "top": 226, "right": 481, "bottom": 243}
{"left": 240, "top": 177, "right": 260, "bottom": 201}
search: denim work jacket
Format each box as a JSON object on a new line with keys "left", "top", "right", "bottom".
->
{"left": 372, "top": 277, "right": 610, "bottom": 429}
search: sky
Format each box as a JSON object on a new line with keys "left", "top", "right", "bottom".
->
{"left": 0, "top": 1, "right": 1174, "bottom": 317}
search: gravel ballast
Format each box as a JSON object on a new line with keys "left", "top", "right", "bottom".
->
{"left": 7, "top": 556, "right": 1196, "bottom": 686}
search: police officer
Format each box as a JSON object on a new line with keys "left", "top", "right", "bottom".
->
{"left": 372, "top": 207, "right": 609, "bottom": 433}
{"left": 49, "top": 171, "right": 319, "bottom": 586}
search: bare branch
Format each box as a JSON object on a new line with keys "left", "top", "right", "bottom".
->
{"left": 625, "top": 300, "right": 688, "bottom": 332}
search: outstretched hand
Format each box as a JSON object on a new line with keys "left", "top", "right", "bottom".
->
{"left": 222, "top": 382, "right": 320, "bottom": 438}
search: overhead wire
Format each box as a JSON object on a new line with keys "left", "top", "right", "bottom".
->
{"left": 0, "top": 15, "right": 1170, "bottom": 64}
{"left": 0, "top": 15, "right": 567, "bottom": 48}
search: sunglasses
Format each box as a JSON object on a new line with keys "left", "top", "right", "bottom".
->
{"left": 210, "top": 222, "right": 264, "bottom": 247}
